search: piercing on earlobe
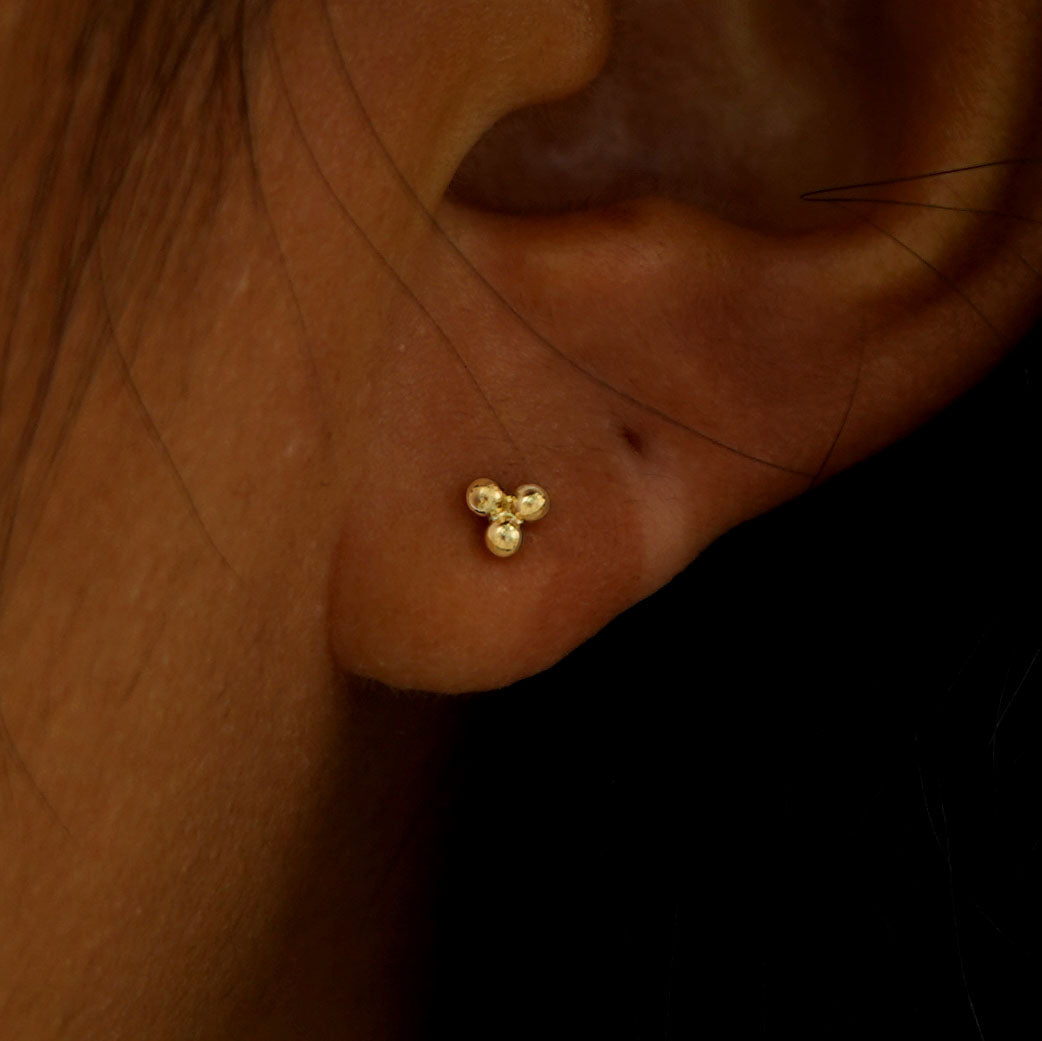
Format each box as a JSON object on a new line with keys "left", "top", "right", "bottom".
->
{"left": 466, "top": 479, "right": 550, "bottom": 557}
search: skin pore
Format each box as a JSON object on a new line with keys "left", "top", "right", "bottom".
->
{"left": 1, "top": 1, "right": 1041, "bottom": 1037}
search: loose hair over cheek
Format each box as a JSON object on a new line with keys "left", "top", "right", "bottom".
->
{"left": 0, "top": 0, "right": 272, "bottom": 598}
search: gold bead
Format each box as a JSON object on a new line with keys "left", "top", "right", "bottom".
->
{"left": 465, "top": 478, "right": 550, "bottom": 557}
{"left": 515, "top": 484, "right": 549, "bottom": 522}
{"left": 486, "top": 520, "right": 522, "bottom": 557}
{"left": 466, "top": 478, "right": 503, "bottom": 517}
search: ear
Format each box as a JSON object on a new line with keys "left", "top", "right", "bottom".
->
{"left": 327, "top": 0, "right": 1042, "bottom": 693}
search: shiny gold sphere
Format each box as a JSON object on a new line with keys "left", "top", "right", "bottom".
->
{"left": 466, "top": 478, "right": 503, "bottom": 517}
{"left": 485, "top": 521, "right": 522, "bottom": 557}
{"left": 515, "top": 484, "right": 549, "bottom": 522}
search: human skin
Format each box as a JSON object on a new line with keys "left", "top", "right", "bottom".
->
{"left": 1, "top": 1, "right": 1041, "bottom": 1037}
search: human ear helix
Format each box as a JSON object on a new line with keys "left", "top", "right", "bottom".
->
{"left": 466, "top": 479, "right": 550, "bottom": 557}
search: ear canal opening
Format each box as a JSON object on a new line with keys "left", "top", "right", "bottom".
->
{"left": 447, "top": 0, "right": 910, "bottom": 233}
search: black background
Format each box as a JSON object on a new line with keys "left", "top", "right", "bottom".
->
{"left": 425, "top": 328, "right": 1042, "bottom": 1040}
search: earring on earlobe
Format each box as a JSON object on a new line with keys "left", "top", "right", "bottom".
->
{"left": 466, "top": 479, "right": 550, "bottom": 557}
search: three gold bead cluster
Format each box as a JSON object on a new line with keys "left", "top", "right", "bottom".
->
{"left": 466, "top": 478, "right": 549, "bottom": 557}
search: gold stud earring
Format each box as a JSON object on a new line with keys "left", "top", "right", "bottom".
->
{"left": 466, "top": 478, "right": 550, "bottom": 557}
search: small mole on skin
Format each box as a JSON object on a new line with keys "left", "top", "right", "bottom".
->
{"left": 620, "top": 425, "right": 645, "bottom": 456}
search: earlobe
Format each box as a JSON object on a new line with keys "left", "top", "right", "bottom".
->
{"left": 331, "top": 183, "right": 1039, "bottom": 694}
